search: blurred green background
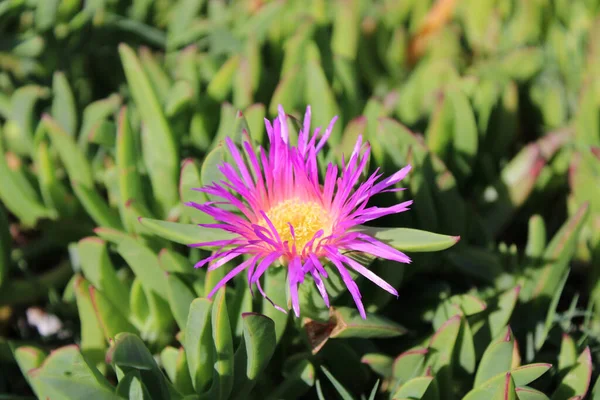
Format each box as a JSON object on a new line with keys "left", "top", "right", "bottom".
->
{"left": 0, "top": 0, "right": 599, "bottom": 399}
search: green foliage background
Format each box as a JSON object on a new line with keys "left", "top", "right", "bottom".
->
{"left": 0, "top": 0, "right": 599, "bottom": 399}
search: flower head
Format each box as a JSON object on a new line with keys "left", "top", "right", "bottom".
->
{"left": 188, "top": 106, "right": 413, "bottom": 319}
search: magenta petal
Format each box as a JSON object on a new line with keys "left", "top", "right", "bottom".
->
{"left": 311, "top": 270, "right": 330, "bottom": 307}
{"left": 207, "top": 257, "right": 255, "bottom": 298}
{"left": 341, "top": 255, "right": 398, "bottom": 297}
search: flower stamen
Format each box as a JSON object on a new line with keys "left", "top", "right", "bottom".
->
{"left": 261, "top": 198, "right": 332, "bottom": 252}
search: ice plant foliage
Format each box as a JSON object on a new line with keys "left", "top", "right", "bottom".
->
{"left": 188, "top": 106, "right": 413, "bottom": 319}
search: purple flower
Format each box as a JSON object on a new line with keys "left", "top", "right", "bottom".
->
{"left": 188, "top": 106, "right": 412, "bottom": 319}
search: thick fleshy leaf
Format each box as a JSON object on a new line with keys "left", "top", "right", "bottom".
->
{"left": 115, "top": 371, "right": 153, "bottom": 400}
{"left": 202, "top": 289, "right": 234, "bottom": 400}
{"left": 426, "top": 315, "right": 461, "bottom": 394}
{"left": 106, "top": 333, "right": 172, "bottom": 400}
{"left": 558, "top": 334, "right": 578, "bottom": 373}
{"left": 262, "top": 266, "right": 289, "bottom": 343}
{"left": 392, "top": 347, "right": 428, "bottom": 385}
{"left": 77, "top": 238, "right": 129, "bottom": 314}
{"left": 320, "top": 366, "right": 353, "bottom": 400}
{"left": 5, "top": 85, "right": 49, "bottom": 156}
{"left": 0, "top": 129, "right": 53, "bottom": 226}
{"left": 551, "top": 347, "right": 593, "bottom": 400}
{"left": 0, "top": 206, "right": 10, "bottom": 287}
{"left": 102, "top": 233, "right": 167, "bottom": 298}
{"left": 139, "top": 218, "right": 236, "bottom": 246}
{"left": 185, "top": 298, "right": 214, "bottom": 393}
{"left": 515, "top": 387, "right": 550, "bottom": 400}
{"left": 353, "top": 226, "right": 460, "bottom": 252}
{"left": 392, "top": 376, "right": 436, "bottom": 399}
{"left": 361, "top": 353, "right": 393, "bottom": 378}
{"left": 116, "top": 106, "right": 149, "bottom": 231}
{"left": 160, "top": 347, "right": 194, "bottom": 395}
{"left": 231, "top": 313, "right": 276, "bottom": 399}
{"left": 329, "top": 307, "right": 407, "bottom": 339}
{"left": 29, "top": 345, "right": 116, "bottom": 400}
{"left": 166, "top": 273, "right": 196, "bottom": 331}
{"left": 207, "top": 55, "right": 240, "bottom": 102}
{"left": 474, "top": 328, "right": 515, "bottom": 387}
{"left": 12, "top": 345, "right": 47, "bottom": 396}
{"left": 89, "top": 285, "right": 138, "bottom": 340}
{"left": 77, "top": 94, "right": 122, "bottom": 149}
{"left": 73, "top": 276, "right": 107, "bottom": 366}
{"left": 72, "top": 183, "right": 123, "bottom": 229}
{"left": 464, "top": 364, "right": 552, "bottom": 400}
{"left": 44, "top": 115, "right": 93, "bottom": 186}
{"left": 51, "top": 71, "right": 77, "bottom": 136}
{"left": 119, "top": 44, "right": 179, "bottom": 216}
{"left": 179, "top": 158, "right": 212, "bottom": 224}
{"left": 35, "top": 140, "right": 76, "bottom": 218}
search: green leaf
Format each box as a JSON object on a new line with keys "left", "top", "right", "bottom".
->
{"left": 179, "top": 158, "right": 211, "bottom": 224}
{"left": 392, "top": 347, "right": 428, "bottom": 385}
{"left": 78, "top": 94, "right": 122, "bottom": 149}
{"left": 270, "top": 67, "right": 303, "bottom": 115}
{"left": 115, "top": 371, "right": 153, "bottom": 400}
{"left": 105, "top": 234, "right": 168, "bottom": 299}
{"left": 464, "top": 364, "right": 552, "bottom": 400}
{"left": 160, "top": 347, "right": 194, "bottom": 395}
{"left": 558, "top": 334, "right": 578, "bottom": 373}
{"left": 89, "top": 285, "right": 138, "bottom": 340}
{"left": 72, "top": 183, "right": 123, "bottom": 229}
{"left": 426, "top": 315, "right": 461, "bottom": 393}
{"left": 204, "top": 288, "right": 234, "bottom": 400}
{"left": 165, "top": 80, "right": 194, "bottom": 117}
{"left": 119, "top": 44, "right": 179, "bottom": 216}
{"left": 304, "top": 43, "right": 341, "bottom": 146}
{"left": 51, "top": 71, "right": 77, "bottom": 136}
{"left": 73, "top": 276, "right": 107, "bottom": 367}
{"left": 207, "top": 55, "right": 240, "bottom": 102}
{"left": 139, "top": 218, "right": 236, "bottom": 246}
{"left": 492, "top": 374, "right": 517, "bottom": 400}
{"left": 320, "top": 366, "right": 354, "bottom": 400}
{"left": 331, "top": 0, "right": 359, "bottom": 59}
{"left": 515, "top": 387, "right": 550, "bottom": 400}
{"left": 243, "top": 103, "right": 265, "bottom": 144}
{"left": 352, "top": 226, "right": 460, "bottom": 252}
{"left": 167, "top": 273, "right": 197, "bottom": 331}
{"left": 158, "top": 248, "right": 198, "bottom": 275}
{"left": 44, "top": 115, "right": 93, "bottom": 186}
{"left": 116, "top": 106, "right": 149, "bottom": 231}
{"left": 474, "top": 328, "right": 515, "bottom": 387}
{"left": 77, "top": 238, "right": 129, "bottom": 315}
{"left": 12, "top": 345, "right": 47, "bottom": 396}
{"left": 267, "top": 358, "right": 315, "bottom": 400}
{"left": 185, "top": 298, "right": 214, "bottom": 393}
{"left": 29, "top": 345, "right": 117, "bottom": 400}
{"left": 35, "top": 0, "right": 59, "bottom": 30}
{"left": 529, "top": 202, "right": 589, "bottom": 301}
{"left": 361, "top": 353, "right": 393, "bottom": 378}
{"left": 0, "top": 129, "right": 53, "bottom": 226}
{"left": 392, "top": 376, "right": 435, "bottom": 399}
{"left": 6, "top": 85, "right": 49, "bottom": 156}
{"left": 231, "top": 313, "right": 276, "bottom": 399}
{"left": 330, "top": 307, "right": 407, "bottom": 339}
{"left": 487, "top": 286, "right": 521, "bottom": 339}
{"left": 0, "top": 206, "right": 11, "bottom": 287}
{"left": 35, "top": 140, "right": 76, "bottom": 218}
{"left": 107, "top": 333, "right": 172, "bottom": 400}
{"left": 551, "top": 347, "right": 593, "bottom": 400}
{"left": 262, "top": 266, "right": 289, "bottom": 343}
{"left": 138, "top": 47, "right": 172, "bottom": 103}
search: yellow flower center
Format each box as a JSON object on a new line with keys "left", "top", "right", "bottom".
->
{"left": 263, "top": 198, "right": 332, "bottom": 250}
